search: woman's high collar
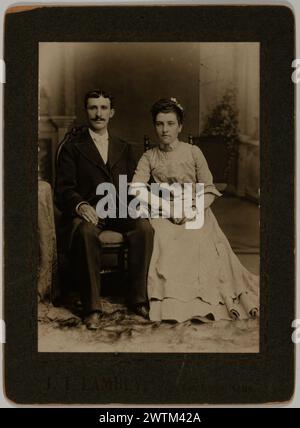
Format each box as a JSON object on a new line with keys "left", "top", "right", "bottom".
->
{"left": 159, "top": 139, "right": 180, "bottom": 152}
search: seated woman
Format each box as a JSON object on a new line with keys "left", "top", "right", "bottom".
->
{"left": 130, "top": 98, "right": 259, "bottom": 323}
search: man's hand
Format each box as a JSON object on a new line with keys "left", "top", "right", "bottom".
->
{"left": 78, "top": 204, "right": 99, "bottom": 225}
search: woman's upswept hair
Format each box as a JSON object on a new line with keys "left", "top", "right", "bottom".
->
{"left": 151, "top": 98, "right": 184, "bottom": 124}
{"left": 84, "top": 89, "right": 114, "bottom": 109}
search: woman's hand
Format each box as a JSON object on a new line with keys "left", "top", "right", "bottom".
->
{"left": 170, "top": 202, "right": 198, "bottom": 225}
{"left": 169, "top": 217, "right": 187, "bottom": 226}
{"left": 78, "top": 204, "right": 99, "bottom": 225}
{"left": 170, "top": 216, "right": 187, "bottom": 225}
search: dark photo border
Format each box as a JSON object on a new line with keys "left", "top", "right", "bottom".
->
{"left": 4, "top": 5, "right": 295, "bottom": 404}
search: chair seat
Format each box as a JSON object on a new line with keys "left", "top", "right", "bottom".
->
{"left": 99, "top": 230, "right": 125, "bottom": 246}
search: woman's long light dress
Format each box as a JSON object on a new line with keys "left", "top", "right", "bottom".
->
{"left": 132, "top": 140, "right": 259, "bottom": 322}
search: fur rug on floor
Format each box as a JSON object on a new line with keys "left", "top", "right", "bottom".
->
{"left": 38, "top": 295, "right": 259, "bottom": 353}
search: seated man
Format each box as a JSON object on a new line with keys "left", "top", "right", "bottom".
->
{"left": 55, "top": 89, "right": 154, "bottom": 329}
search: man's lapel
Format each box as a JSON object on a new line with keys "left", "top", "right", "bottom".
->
{"left": 75, "top": 129, "right": 111, "bottom": 178}
{"left": 108, "top": 135, "right": 127, "bottom": 170}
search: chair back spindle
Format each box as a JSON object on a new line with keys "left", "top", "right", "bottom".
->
{"left": 144, "top": 135, "right": 151, "bottom": 151}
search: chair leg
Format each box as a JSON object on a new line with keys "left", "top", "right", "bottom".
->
{"left": 117, "top": 246, "right": 126, "bottom": 274}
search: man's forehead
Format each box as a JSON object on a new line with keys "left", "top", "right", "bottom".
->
{"left": 86, "top": 96, "right": 111, "bottom": 106}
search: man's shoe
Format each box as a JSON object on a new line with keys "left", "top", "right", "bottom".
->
{"left": 84, "top": 311, "right": 102, "bottom": 330}
{"left": 132, "top": 303, "right": 149, "bottom": 319}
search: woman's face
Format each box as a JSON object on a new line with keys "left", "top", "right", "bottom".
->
{"left": 154, "top": 112, "right": 182, "bottom": 146}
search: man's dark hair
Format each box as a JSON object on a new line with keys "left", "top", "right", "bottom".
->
{"left": 151, "top": 98, "right": 184, "bottom": 124}
{"left": 84, "top": 89, "right": 114, "bottom": 109}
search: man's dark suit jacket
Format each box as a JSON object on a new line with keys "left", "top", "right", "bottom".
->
{"left": 55, "top": 128, "right": 139, "bottom": 247}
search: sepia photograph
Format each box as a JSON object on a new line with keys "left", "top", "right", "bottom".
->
{"left": 4, "top": 4, "right": 295, "bottom": 405}
{"left": 37, "top": 42, "right": 260, "bottom": 353}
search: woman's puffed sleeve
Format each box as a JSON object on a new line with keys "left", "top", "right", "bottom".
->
{"left": 191, "top": 145, "right": 222, "bottom": 198}
{"left": 131, "top": 151, "right": 152, "bottom": 184}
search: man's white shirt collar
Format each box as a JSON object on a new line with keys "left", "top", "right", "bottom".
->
{"left": 88, "top": 128, "right": 109, "bottom": 163}
{"left": 89, "top": 128, "right": 109, "bottom": 142}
